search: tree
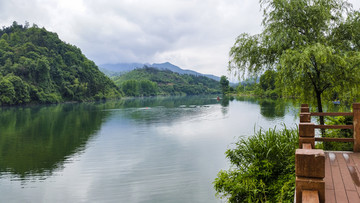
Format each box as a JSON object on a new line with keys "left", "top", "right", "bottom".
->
{"left": 121, "top": 80, "right": 139, "bottom": 96}
{"left": 229, "top": 0, "right": 360, "bottom": 123}
{"left": 220, "top": 75, "right": 230, "bottom": 95}
{"left": 259, "top": 70, "right": 277, "bottom": 91}
{"left": 0, "top": 78, "right": 15, "bottom": 104}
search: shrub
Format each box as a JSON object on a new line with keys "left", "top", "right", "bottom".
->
{"left": 214, "top": 126, "right": 298, "bottom": 202}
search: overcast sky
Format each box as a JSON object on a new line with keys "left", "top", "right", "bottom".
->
{"left": 1, "top": 0, "right": 359, "bottom": 79}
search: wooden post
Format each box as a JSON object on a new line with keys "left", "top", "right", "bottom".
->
{"left": 295, "top": 149, "right": 325, "bottom": 203}
{"left": 353, "top": 103, "right": 360, "bottom": 152}
{"left": 300, "top": 113, "right": 311, "bottom": 123}
{"left": 299, "top": 123, "right": 315, "bottom": 149}
{"left": 301, "top": 104, "right": 310, "bottom": 113}
{"left": 301, "top": 104, "right": 309, "bottom": 108}
{"left": 296, "top": 177, "right": 324, "bottom": 203}
{"left": 295, "top": 149, "right": 325, "bottom": 178}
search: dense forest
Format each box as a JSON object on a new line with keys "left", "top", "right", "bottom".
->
{"left": 0, "top": 22, "right": 121, "bottom": 105}
{"left": 112, "top": 67, "right": 221, "bottom": 96}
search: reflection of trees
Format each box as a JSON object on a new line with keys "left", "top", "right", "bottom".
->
{"left": 0, "top": 103, "right": 110, "bottom": 179}
{"left": 234, "top": 96, "right": 260, "bottom": 104}
{"left": 221, "top": 97, "right": 230, "bottom": 107}
{"left": 259, "top": 99, "right": 286, "bottom": 118}
{"left": 234, "top": 96, "right": 288, "bottom": 119}
{"left": 220, "top": 96, "right": 232, "bottom": 116}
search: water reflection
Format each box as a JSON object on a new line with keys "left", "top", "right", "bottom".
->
{"left": 0, "top": 104, "right": 110, "bottom": 180}
{"left": 98, "top": 95, "right": 220, "bottom": 109}
{"left": 259, "top": 99, "right": 286, "bottom": 118}
{"left": 0, "top": 96, "right": 298, "bottom": 203}
{"left": 101, "top": 96, "right": 223, "bottom": 124}
{"left": 0, "top": 96, "right": 222, "bottom": 180}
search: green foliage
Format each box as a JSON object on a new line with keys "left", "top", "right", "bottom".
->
{"left": 0, "top": 22, "right": 121, "bottom": 105}
{"left": 138, "top": 80, "right": 158, "bottom": 96}
{"left": 121, "top": 79, "right": 158, "bottom": 97}
{"left": 5, "top": 74, "right": 30, "bottom": 104}
{"left": 317, "top": 116, "right": 354, "bottom": 151}
{"left": 236, "top": 77, "right": 260, "bottom": 96}
{"left": 229, "top": 0, "right": 360, "bottom": 112}
{"left": 220, "top": 75, "right": 230, "bottom": 95}
{"left": 0, "top": 78, "right": 16, "bottom": 104}
{"left": 260, "top": 70, "right": 277, "bottom": 92}
{"left": 214, "top": 127, "right": 298, "bottom": 202}
{"left": 113, "top": 67, "right": 221, "bottom": 96}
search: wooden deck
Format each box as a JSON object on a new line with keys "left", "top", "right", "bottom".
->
{"left": 325, "top": 151, "right": 360, "bottom": 202}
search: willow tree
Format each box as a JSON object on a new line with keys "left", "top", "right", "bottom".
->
{"left": 229, "top": 0, "right": 360, "bottom": 118}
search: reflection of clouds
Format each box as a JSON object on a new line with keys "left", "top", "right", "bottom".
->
{"left": 110, "top": 104, "right": 223, "bottom": 126}
{"left": 155, "top": 107, "right": 226, "bottom": 143}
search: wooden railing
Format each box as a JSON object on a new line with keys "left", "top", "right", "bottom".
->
{"left": 299, "top": 103, "right": 360, "bottom": 151}
{"left": 295, "top": 103, "right": 360, "bottom": 203}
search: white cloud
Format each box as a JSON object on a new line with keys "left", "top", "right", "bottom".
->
{"left": 0, "top": 0, "right": 359, "bottom": 78}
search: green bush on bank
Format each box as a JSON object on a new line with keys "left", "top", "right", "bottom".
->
{"left": 214, "top": 127, "right": 298, "bottom": 202}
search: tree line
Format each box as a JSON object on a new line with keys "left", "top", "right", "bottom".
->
{"left": 113, "top": 67, "right": 221, "bottom": 96}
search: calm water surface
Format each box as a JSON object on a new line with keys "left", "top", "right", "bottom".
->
{"left": 0, "top": 96, "right": 299, "bottom": 202}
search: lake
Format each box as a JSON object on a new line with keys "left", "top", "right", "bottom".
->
{"left": 0, "top": 96, "right": 299, "bottom": 202}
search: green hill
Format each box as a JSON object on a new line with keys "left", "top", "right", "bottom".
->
{"left": 0, "top": 22, "right": 121, "bottom": 105}
{"left": 112, "top": 67, "right": 221, "bottom": 96}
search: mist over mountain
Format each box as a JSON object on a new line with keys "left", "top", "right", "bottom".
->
{"left": 99, "top": 62, "right": 221, "bottom": 81}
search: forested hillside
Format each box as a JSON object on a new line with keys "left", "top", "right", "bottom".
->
{"left": 0, "top": 22, "right": 121, "bottom": 105}
{"left": 112, "top": 67, "right": 221, "bottom": 96}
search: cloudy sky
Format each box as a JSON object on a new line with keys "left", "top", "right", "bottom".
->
{"left": 1, "top": 0, "right": 359, "bottom": 79}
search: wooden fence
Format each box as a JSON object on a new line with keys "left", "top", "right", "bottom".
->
{"left": 295, "top": 103, "right": 360, "bottom": 203}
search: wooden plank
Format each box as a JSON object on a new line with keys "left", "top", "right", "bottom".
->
{"left": 336, "top": 153, "right": 356, "bottom": 191}
{"left": 348, "top": 153, "right": 360, "bottom": 198}
{"left": 325, "top": 189, "right": 336, "bottom": 203}
{"left": 349, "top": 153, "right": 360, "bottom": 174}
{"left": 314, "top": 125, "right": 353, "bottom": 129}
{"left": 303, "top": 143, "right": 312, "bottom": 149}
{"left": 311, "top": 112, "right": 353, "bottom": 117}
{"left": 331, "top": 154, "right": 348, "bottom": 202}
{"left": 302, "top": 190, "right": 319, "bottom": 203}
{"left": 329, "top": 152, "right": 337, "bottom": 166}
{"left": 341, "top": 153, "right": 355, "bottom": 165}
{"left": 315, "top": 138, "right": 354, "bottom": 143}
{"left": 346, "top": 191, "right": 360, "bottom": 203}
{"left": 325, "top": 153, "right": 334, "bottom": 190}
{"left": 349, "top": 153, "right": 360, "bottom": 166}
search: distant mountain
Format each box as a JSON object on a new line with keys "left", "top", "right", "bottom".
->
{"left": 99, "top": 62, "right": 221, "bottom": 81}
{"left": 100, "top": 63, "right": 147, "bottom": 72}
{"left": 112, "top": 67, "right": 221, "bottom": 96}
